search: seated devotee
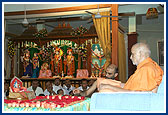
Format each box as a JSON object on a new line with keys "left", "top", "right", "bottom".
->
{"left": 77, "top": 79, "right": 89, "bottom": 91}
{"left": 39, "top": 63, "right": 52, "bottom": 78}
{"left": 27, "top": 80, "right": 44, "bottom": 96}
{"left": 73, "top": 43, "right": 163, "bottom": 96}
{"left": 53, "top": 78, "right": 62, "bottom": 91}
{"left": 63, "top": 79, "right": 75, "bottom": 95}
{"left": 53, "top": 78, "right": 66, "bottom": 95}
{"left": 69, "top": 90, "right": 74, "bottom": 96}
{"left": 57, "top": 89, "right": 64, "bottom": 95}
{"left": 44, "top": 81, "right": 57, "bottom": 96}
{"left": 4, "top": 80, "right": 9, "bottom": 99}
{"left": 73, "top": 64, "right": 118, "bottom": 96}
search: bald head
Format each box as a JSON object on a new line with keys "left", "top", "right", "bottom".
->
{"left": 107, "top": 64, "right": 118, "bottom": 72}
{"left": 132, "top": 43, "right": 151, "bottom": 57}
{"left": 106, "top": 64, "right": 118, "bottom": 79}
{"left": 130, "top": 43, "right": 151, "bottom": 65}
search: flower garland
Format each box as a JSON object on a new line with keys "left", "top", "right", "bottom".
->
{"left": 8, "top": 41, "right": 15, "bottom": 58}
{"left": 78, "top": 45, "right": 87, "bottom": 60}
{"left": 4, "top": 95, "right": 85, "bottom": 109}
{"left": 70, "top": 25, "right": 88, "bottom": 36}
{"left": 91, "top": 62, "right": 105, "bottom": 71}
{"left": 33, "top": 28, "right": 48, "bottom": 38}
{"left": 39, "top": 45, "right": 53, "bottom": 62}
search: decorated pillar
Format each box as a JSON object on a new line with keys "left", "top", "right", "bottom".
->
{"left": 78, "top": 53, "right": 81, "bottom": 69}
{"left": 111, "top": 4, "right": 119, "bottom": 66}
{"left": 10, "top": 56, "right": 14, "bottom": 78}
{"left": 8, "top": 41, "right": 15, "bottom": 78}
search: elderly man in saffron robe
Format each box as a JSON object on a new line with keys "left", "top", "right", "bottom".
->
{"left": 73, "top": 43, "right": 163, "bottom": 96}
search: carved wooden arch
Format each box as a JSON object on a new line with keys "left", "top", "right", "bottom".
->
{"left": 11, "top": 22, "right": 98, "bottom": 46}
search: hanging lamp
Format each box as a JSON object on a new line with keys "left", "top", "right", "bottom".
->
{"left": 22, "top": 4, "right": 29, "bottom": 27}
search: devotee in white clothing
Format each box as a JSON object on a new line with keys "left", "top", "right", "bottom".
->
{"left": 63, "top": 79, "right": 75, "bottom": 95}
{"left": 57, "top": 89, "right": 64, "bottom": 95}
{"left": 52, "top": 78, "right": 66, "bottom": 95}
{"left": 27, "top": 80, "right": 44, "bottom": 96}
{"left": 44, "top": 81, "right": 57, "bottom": 96}
{"left": 77, "top": 79, "right": 89, "bottom": 91}
{"left": 53, "top": 78, "right": 63, "bottom": 91}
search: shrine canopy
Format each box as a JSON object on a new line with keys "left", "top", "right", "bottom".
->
{"left": 10, "top": 26, "right": 39, "bottom": 44}
{"left": 9, "top": 22, "right": 98, "bottom": 46}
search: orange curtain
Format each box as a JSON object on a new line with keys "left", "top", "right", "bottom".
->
{"left": 92, "top": 11, "right": 111, "bottom": 69}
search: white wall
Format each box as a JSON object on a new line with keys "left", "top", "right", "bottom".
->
{"left": 137, "top": 14, "right": 164, "bottom": 71}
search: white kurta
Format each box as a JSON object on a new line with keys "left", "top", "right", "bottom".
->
{"left": 77, "top": 86, "right": 89, "bottom": 91}
{"left": 53, "top": 84, "right": 66, "bottom": 95}
{"left": 63, "top": 85, "right": 75, "bottom": 95}
{"left": 44, "top": 89, "right": 57, "bottom": 96}
{"left": 27, "top": 86, "right": 44, "bottom": 96}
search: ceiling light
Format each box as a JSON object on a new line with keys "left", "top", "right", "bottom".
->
{"left": 22, "top": 4, "right": 29, "bottom": 27}
{"left": 22, "top": 18, "right": 29, "bottom": 27}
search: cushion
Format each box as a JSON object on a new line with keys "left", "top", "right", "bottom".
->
{"left": 157, "top": 75, "right": 164, "bottom": 94}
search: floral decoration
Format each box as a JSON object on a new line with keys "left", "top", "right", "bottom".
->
{"left": 8, "top": 41, "right": 15, "bottom": 58}
{"left": 70, "top": 25, "right": 88, "bottom": 36}
{"left": 4, "top": 95, "right": 85, "bottom": 109}
{"left": 78, "top": 45, "right": 87, "bottom": 60}
{"left": 39, "top": 45, "right": 54, "bottom": 63}
{"left": 33, "top": 28, "right": 48, "bottom": 38}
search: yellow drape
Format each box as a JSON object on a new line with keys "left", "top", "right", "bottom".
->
{"left": 92, "top": 11, "right": 111, "bottom": 69}
{"left": 118, "top": 30, "right": 126, "bottom": 82}
{"left": 92, "top": 11, "right": 126, "bottom": 81}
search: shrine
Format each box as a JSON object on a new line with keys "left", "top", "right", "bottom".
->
{"left": 6, "top": 20, "right": 126, "bottom": 89}
{"left": 3, "top": 3, "right": 164, "bottom": 112}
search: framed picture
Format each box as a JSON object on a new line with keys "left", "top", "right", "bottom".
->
{"left": 157, "top": 41, "right": 164, "bottom": 66}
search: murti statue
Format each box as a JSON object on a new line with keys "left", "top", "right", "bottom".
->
{"left": 32, "top": 53, "right": 40, "bottom": 78}
{"left": 64, "top": 49, "right": 75, "bottom": 76}
{"left": 22, "top": 49, "right": 32, "bottom": 77}
{"left": 93, "top": 45, "right": 100, "bottom": 56}
{"left": 51, "top": 47, "right": 63, "bottom": 76}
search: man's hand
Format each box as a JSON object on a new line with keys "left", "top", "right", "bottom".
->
{"left": 73, "top": 89, "right": 81, "bottom": 94}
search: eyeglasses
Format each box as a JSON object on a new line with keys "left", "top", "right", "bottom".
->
{"left": 105, "top": 72, "right": 113, "bottom": 75}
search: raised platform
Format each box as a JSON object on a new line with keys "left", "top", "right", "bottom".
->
{"left": 4, "top": 95, "right": 91, "bottom": 112}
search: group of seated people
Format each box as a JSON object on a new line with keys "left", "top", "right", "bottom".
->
{"left": 4, "top": 78, "right": 95, "bottom": 98}
{"left": 28, "top": 78, "right": 94, "bottom": 97}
